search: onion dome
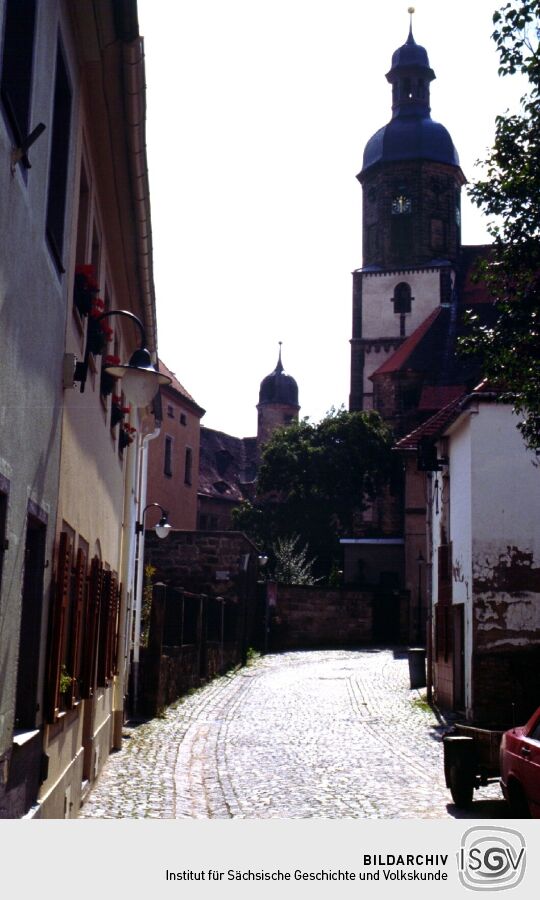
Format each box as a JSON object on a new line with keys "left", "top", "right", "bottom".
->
{"left": 360, "top": 19, "right": 460, "bottom": 177}
{"left": 258, "top": 344, "right": 299, "bottom": 407}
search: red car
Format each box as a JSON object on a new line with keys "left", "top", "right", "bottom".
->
{"left": 500, "top": 706, "right": 540, "bottom": 817}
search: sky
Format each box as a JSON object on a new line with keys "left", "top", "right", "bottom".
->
{"left": 137, "top": 0, "right": 526, "bottom": 437}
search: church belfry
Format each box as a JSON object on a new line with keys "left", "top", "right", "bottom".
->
{"left": 350, "top": 14, "right": 466, "bottom": 413}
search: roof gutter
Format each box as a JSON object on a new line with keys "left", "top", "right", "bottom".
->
{"left": 121, "top": 34, "right": 158, "bottom": 360}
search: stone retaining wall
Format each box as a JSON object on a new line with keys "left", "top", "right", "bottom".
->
{"left": 271, "top": 585, "right": 374, "bottom": 650}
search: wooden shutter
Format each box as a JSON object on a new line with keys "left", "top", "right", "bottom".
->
{"left": 46, "top": 532, "right": 72, "bottom": 721}
{"left": 105, "top": 575, "right": 119, "bottom": 681}
{"left": 67, "top": 547, "right": 86, "bottom": 708}
{"left": 97, "top": 570, "right": 112, "bottom": 686}
{"left": 81, "top": 556, "right": 102, "bottom": 698}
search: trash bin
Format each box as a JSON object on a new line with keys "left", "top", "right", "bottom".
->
{"left": 408, "top": 647, "right": 426, "bottom": 689}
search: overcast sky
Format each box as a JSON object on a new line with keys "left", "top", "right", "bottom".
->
{"left": 137, "top": 0, "right": 525, "bottom": 437}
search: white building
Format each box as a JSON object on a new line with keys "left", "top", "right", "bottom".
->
{"left": 399, "top": 386, "right": 540, "bottom": 724}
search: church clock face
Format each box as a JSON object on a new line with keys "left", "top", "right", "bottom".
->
{"left": 392, "top": 194, "right": 411, "bottom": 214}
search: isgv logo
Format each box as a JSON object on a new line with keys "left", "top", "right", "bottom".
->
{"left": 458, "top": 827, "right": 526, "bottom": 891}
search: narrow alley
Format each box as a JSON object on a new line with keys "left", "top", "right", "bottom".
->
{"left": 78, "top": 648, "right": 508, "bottom": 819}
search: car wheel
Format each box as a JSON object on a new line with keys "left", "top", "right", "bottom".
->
{"left": 508, "top": 781, "right": 531, "bottom": 818}
{"left": 449, "top": 763, "right": 473, "bottom": 808}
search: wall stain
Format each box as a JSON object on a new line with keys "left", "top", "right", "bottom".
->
{"left": 473, "top": 546, "right": 540, "bottom": 595}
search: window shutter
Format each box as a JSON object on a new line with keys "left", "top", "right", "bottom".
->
{"left": 105, "top": 575, "right": 119, "bottom": 680}
{"left": 97, "top": 570, "right": 112, "bottom": 686}
{"left": 67, "top": 547, "right": 86, "bottom": 708}
{"left": 81, "top": 556, "right": 102, "bottom": 698}
{"left": 46, "top": 531, "right": 72, "bottom": 721}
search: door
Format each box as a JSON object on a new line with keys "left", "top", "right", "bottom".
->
{"left": 453, "top": 604, "right": 465, "bottom": 712}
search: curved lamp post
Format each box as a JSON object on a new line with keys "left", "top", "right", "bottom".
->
{"left": 136, "top": 502, "right": 172, "bottom": 539}
{"left": 76, "top": 309, "right": 171, "bottom": 406}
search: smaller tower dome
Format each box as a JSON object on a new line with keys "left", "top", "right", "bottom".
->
{"left": 257, "top": 344, "right": 300, "bottom": 448}
{"left": 258, "top": 344, "right": 299, "bottom": 407}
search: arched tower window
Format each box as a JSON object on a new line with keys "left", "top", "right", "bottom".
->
{"left": 391, "top": 282, "right": 414, "bottom": 336}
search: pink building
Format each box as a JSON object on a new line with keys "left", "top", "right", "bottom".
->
{"left": 146, "top": 361, "right": 205, "bottom": 530}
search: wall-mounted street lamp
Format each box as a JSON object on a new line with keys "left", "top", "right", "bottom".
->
{"left": 75, "top": 309, "right": 171, "bottom": 407}
{"left": 136, "top": 502, "right": 172, "bottom": 539}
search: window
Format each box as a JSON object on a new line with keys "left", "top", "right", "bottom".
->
{"left": 75, "top": 160, "right": 90, "bottom": 266}
{"left": 392, "top": 282, "right": 412, "bottom": 314}
{"left": 392, "top": 283, "right": 413, "bottom": 337}
{"left": 366, "top": 223, "right": 378, "bottom": 258}
{"left": 164, "top": 436, "right": 173, "bottom": 477}
{"left": 0, "top": 476, "right": 8, "bottom": 593}
{"left": 180, "top": 413, "right": 187, "bottom": 426}
{"left": 0, "top": 0, "right": 36, "bottom": 148}
{"left": 15, "top": 509, "right": 47, "bottom": 728}
{"left": 184, "top": 447, "right": 193, "bottom": 485}
{"left": 46, "top": 41, "right": 72, "bottom": 272}
{"left": 167, "top": 404, "right": 174, "bottom": 418}
{"left": 391, "top": 216, "right": 413, "bottom": 260}
{"left": 430, "top": 218, "right": 445, "bottom": 251}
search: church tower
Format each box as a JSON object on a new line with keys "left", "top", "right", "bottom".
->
{"left": 257, "top": 344, "right": 300, "bottom": 448}
{"left": 350, "top": 15, "right": 465, "bottom": 416}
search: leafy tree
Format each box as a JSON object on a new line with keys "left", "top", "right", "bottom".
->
{"left": 232, "top": 408, "right": 393, "bottom": 577}
{"left": 466, "top": 1, "right": 540, "bottom": 447}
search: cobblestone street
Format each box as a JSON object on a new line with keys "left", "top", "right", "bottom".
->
{"left": 79, "top": 648, "right": 508, "bottom": 819}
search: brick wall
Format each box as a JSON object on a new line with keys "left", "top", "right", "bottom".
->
{"left": 141, "top": 531, "right": 262, "bottom": 715}
{"left": 271, "top": 585, "right": 374, "bottom": 650}
{"left": 145, "top": 529, "right": 260, "bottom": 601}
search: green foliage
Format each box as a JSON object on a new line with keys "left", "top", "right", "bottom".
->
{"left": 233, "top": 408, "right": 394, "bottom": 578}
{"left": 59, "top": 665, "right": 73, "bottom": 695}
{"left": 272, "top": 534, "right": 320, "bottom": 585}
{"left": 140, "top": 563, "right": 156, "bottom": 649}
{"left": 465, "top": 1, "right": 540, "bottom": 447}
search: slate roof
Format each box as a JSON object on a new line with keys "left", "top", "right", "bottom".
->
{"left": 259, "top": 347, "right": 299, "bottom": 407}
{"left": 198, "top": 427, "right": 258, "bottom": 503}
{"left": 361, "top": 27, "right": 461, "bottom": 176}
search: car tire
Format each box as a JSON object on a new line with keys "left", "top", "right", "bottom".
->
{"left": 449, "top": 763, "right": 473, "bottom": 808}
{"left": 508, "top": 781, "right": 531, "bottom": 818}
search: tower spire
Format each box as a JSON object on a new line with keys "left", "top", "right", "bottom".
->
{"left": 408, "top": 5, "right": 415, "bottom": 39}
{"left": 275, "top": 341, "right": 284, "bottom": 375}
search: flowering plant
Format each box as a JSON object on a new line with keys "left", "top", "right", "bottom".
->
{"left": 119, "top": 422, "right": 137, "bottom": 450}
{"left": 74, "top": 264, "right": 99, "bottom": 317}
{"left": 110, "top": 394, "right": 131, "bottom": 426}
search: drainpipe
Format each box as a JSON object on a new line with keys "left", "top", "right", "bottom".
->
{"left": 131, "top": 422, "right": 161, "bottom": 715}
{"left": 113, "top": 420, "right": 139, "bottom": 749}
